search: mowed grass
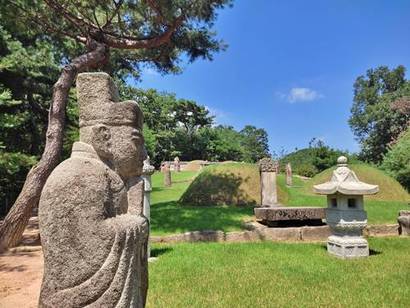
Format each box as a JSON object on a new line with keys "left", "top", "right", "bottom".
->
{"left": 150, "top": 171, "right": 254, "bottom": 236}
{"left": 147, "top": 237, "right": 410, "bottom": 307}
{"left": 280, "top": 175, "right": 409, "bottom": 224}
{"left": 150, "top": 166, "right": 410, "bottom": 236}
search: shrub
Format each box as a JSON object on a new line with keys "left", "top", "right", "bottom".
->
{"left": 295, "top": 164, "right": 318, "bottom": 178}
{"left": 0, "top": 151, "right": 37, "bottom": 217}
{"left": 381, "top": 129, "right": 410, "bottom": 191}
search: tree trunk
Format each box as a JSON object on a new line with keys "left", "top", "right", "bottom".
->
{"left": 0, "top": 41, "right": 108, "bottom": 251}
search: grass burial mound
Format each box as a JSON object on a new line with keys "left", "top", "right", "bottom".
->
{"left": 306, "top": 163, "right": 410, "bottom": 202}
{"left": 180, "top": 163, "right": 288, "bottom": 206}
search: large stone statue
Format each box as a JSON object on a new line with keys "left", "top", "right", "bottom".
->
{"left": 38, "top": 72, "right": 149, "bottom": 307}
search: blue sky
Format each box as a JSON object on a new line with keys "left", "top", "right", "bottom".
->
{"left": 136, "top": 0, "right": 410, "bottom": 156}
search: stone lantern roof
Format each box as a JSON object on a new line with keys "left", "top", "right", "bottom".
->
{"left": 313, "top": 156, "right": 379, "bottom": 195}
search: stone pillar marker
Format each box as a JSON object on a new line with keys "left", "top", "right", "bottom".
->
{"left": 142, "top": 156, "right": 155, "bottom": 258}
{"left": 314, "top": 156, "right": 379, "bottom": 259}
{"left": 274, "top": 160, "right": 280, "bottom": 174}
{"left": 163, "top": 162, "right": 172, "bottom": 187}
{"left": 38, "top": 72, "right": 148, "bottom": 307}
{"left": 286, "top": 162, "right": 292, "bottom": 186}
{"left": 258, "top": 157, "right": 278, "bottom": 207}
{"left": 174, "top": 156, "right": 181, "bottom": 172}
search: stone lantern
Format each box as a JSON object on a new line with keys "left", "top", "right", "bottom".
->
{"left": 314, "top": 156, "right": 379, "bottom": 259}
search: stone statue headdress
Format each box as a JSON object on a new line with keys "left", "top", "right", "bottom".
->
{"left": 77, "top": 72, "right": 143, "bottom": 129}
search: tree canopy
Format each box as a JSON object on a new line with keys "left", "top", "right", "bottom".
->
{"left": 7, "top": 0, "right": 232, "bottom": 77}
{"left": 349, "top": 65, "right": 410, "bottom": 163}
{"left": 122, "top": 86, "right": 270, "bottom": 166}
{"left": 381, "top": 128, "right": 410, "bottom": 191}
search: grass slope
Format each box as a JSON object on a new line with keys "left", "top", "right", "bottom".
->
{"left": 147, "top": 238, "right": 410, "bottom": 307}
{"left": 150, "top": 170, "right": 254, "bottom": 236}
{"left": 180, "top": 163, "right": 289, "bottom": 206}
{"left": 180, "top": 163, "right": 261, "bottom": 205}
{"left": 305, "top": 163, "right": 409, "bottom": 202}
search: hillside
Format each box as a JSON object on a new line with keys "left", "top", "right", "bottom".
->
{"left": 305, "top": 164, "right": 410, "bottom": 202}
{"left": 180, "top": 163, "right": 289, "bottom": 206}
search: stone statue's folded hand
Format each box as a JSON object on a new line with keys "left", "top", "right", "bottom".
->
{"left": 105, "top": 213, "right": 149, "bottom": 243}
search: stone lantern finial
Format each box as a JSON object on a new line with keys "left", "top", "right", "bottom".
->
{"left": 337, "top": 155, "right": 348, "bottom": 165}
{"left": 313, "top": 156, "right": 379, "bottom": 259}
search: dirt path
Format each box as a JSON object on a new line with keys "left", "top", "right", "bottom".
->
{"left": 0, "top": 249, "right": 43, "bottom": 308}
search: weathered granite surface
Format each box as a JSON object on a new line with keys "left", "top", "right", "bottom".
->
{"left": 38, "top": 72, "right": 148, "bottom": 308}
{"left": 258, "top": 157, "right": 276, "bottom": 172}
{"left": 254, "top": 207, "right": 325, "bottom": 224}
{"left": 163, "top": 162, "right": 172, "bottom": 187}
{"left": 286, "top": 162, "right": 292, "bottom": 186}
{"left": 258, "top": 157, "right": 279, "bottom": 207}
{"left": 260, "top": 172, "right": 278, "bottom": 207}
{"left": 398, "top": 210, "right": 410, "bottom": 236}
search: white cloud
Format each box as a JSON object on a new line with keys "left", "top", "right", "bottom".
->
{"left": 280, "top": 87, "right": 323, "bottom": 103}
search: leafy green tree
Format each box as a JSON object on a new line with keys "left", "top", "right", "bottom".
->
{"left": 280, "top": 138, "right": 351, "bottom": 177}
{"left": 0, "top": 87, "right": 37, "bottom": 217}
{"left": 171, "top": 100, "right": 213, "bottom": 161}
{"left": 381, "top": 128, "right": 410, "bottom": 191}
{"left": 309, "top": 138, "right": 346, "bottom": 172}
{"left": 122, "top": 87, "right": 215, "bottom": 165}
{"left": 206, "top": 125, "right": 243, "bottom": 161}
{"left": 240, "top": 125, "right": 270, "bottom": 162}
{"left": 1, "top": 0, "right": 232, "bottom": 250}
{"left": 0, "top": 23, "right": 69, "bottom": 218}
{"left": 349, "top": 65, "right": 410, "bottom": 163}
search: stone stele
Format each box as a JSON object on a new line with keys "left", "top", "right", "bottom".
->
{"left": 163, "top": 162, "right": 172, "bottom": 187}
{"left": 38, "top": 72, "right": 149, "bottom": 308}
{"left": 258, "top": 157, "right": 278, "bottom": 206}
{"left": 286, "top": 162, "right": 292, "bottom": 186}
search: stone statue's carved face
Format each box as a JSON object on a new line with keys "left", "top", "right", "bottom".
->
{"left": 91, "top": 124, "right": 146, "bottom": 179}
{"left": 110, "top": 125, "right": 146, "bottom": 179}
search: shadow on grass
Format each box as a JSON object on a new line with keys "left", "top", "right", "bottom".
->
{"left": 151, "top": 247, "right": 173, "bottom": 258}
{"left": 369, "top": 249, "right": 382, "bottom": 256}
{"left": 150, "top": 201, "right": 254, "bottom": 235}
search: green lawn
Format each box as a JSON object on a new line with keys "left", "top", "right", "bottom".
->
{"left": 279, "top": 175, "right": 409, "bottom": 224}
{"left": 150, "top": 171, "right": 253, "bottom": 236}
{"left": 147, "top": 238, "right": 410, "bottom": 307}
{"left": 150, "top": 171, "right": 409, "bottom": 236}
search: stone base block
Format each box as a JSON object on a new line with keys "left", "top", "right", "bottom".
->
{"left": 255, "top": 207, "right": 325, "bottom": 227}
{"left": 327, "top": 235, "right": 369, "bottom": 259}
{"left": 301, "top": 225, "right": 331, "bottom": 241}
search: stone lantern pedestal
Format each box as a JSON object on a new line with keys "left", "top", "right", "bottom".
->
{"left": 314, "top": 156, "right": 379, "bottom": 259}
